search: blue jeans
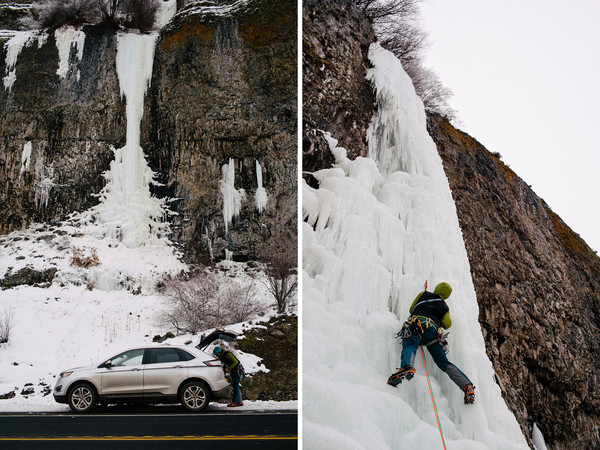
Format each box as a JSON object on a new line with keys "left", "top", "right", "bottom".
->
{"left": 231, "top": 368, "right": 241, "bottom": 404}
{"left": 400, "top": 325, "right": 472, "bottom": 390}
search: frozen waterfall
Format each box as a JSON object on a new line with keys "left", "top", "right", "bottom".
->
{"left": 302, "top": 43, "right": 530, "bottom": 449}
{"left": 90, "top": 32, "right": 167, "bottom": 249}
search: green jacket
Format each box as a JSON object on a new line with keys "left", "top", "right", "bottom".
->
{"left": 409, "top": 282, "right": 453, "bottom": 329}
{"left": 219, "top": 351, "right": 240, "bottom": 370}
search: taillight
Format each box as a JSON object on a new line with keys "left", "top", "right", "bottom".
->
{"left": 203, "top": 359, "right": 222, "bottom": 367}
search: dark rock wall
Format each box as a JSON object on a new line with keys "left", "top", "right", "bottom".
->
{"left": 1, "top": 0, "right": 297, "bottom": 264}
{"left": 427, "top": 112, "right": 600, "bottom": 449}
{"left": 146, "top": 0, "right": 297, "bottom": 262}
{"left": 0, "top": 27, "right": 124, "bottom": 233}
{"left": 302, "top": 0, "right": 375, "bottom": 175}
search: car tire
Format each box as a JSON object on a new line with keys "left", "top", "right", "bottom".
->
{"left": 67, "top": 382, "right": 97, "bottom": 413}
{"left": 180, "top": 381, "right": 210, "bottom": 412}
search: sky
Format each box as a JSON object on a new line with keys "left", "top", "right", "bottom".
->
{"left": 419, "top": 0, "right": 600, "bottom": 253}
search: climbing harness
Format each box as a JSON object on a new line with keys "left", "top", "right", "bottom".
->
{"left": 421, "top": 346, "right": 447, "bottom": 450}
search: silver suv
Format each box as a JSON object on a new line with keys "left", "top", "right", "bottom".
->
{"left": 53, "top": 331, "right": 236, "bottom": 413}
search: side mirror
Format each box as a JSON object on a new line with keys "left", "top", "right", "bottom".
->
{"left": 103, "top": 360, "right": 112, "bottom": 369}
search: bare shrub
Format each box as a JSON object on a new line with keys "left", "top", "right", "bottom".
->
{"left": 23, "top": 0, "right": 160, "bottom": 32}
{"left": 258, "top": 233, "right": 298, "bottom": 314}
{"left": 162, "top": 269, "right": 220, "bottom": 334}
{"left": 0, "top": 308, "right": 15, "bottom": 344}
{"left": 23, "top": 0, "right": 95, "bottom": 30}
{"left": 71, "top": 248, "right": 100, "bottom": 268}
{"left": 120, "top": 0, "right": 159, "bottom": 33}
{"left": 221, "top": 281, "right": 265, "bottom": 324}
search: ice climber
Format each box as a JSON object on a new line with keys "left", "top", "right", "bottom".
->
{"left": 387, "top": 282, "right": 476, "bottom": 404}
{"left": 213, "top": 346, "right": 244, "bottom": 407}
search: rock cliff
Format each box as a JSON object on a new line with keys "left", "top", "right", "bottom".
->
{"left": 147, "top": 0, "right": 297, "bottom": 262}
{"left": 0, "top": 0, "right": 297, "bottom": 263}
{"left": 302, "top": 0, "right": 374, "bottom": 177}
{"left": 427, "top": 112, "right": 600, "bottom": 449}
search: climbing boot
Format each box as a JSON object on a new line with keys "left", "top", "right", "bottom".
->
{"left": 463, "top": 383, "right": 475, "bottom": 404}
{"left": 387, "top": 366, "right": 415, "bottom": 387}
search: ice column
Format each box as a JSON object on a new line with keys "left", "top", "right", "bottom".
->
{"left": 220, "top": 158, "right": 246, "bottom": 233}
{"left": 92, "top": 32, "right": 166, "bottom": 248}
{"left": 255, "top": 160, "right": 268, "bottom": 213}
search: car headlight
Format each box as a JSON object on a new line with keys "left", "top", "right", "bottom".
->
{"left": 59, "top": 371, "right": 73, "bottom": 378}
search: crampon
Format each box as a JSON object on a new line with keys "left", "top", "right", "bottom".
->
{"left": 387, "top": 366, "right": 415, "bottom": 387}
{"left": 463, "top": 383, "right": 475, "bottom": 404}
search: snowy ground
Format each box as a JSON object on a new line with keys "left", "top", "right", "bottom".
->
{"left": 0, "top": 220, "right": 295, "bottom": 413}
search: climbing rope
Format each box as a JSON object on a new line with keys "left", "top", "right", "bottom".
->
{"left": 421, "top": 346, "right": 447, "bottom": 450}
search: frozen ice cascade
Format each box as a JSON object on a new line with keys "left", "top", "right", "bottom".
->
{"left": 73, "top": 31, "right": 184, "bottom": 290}
{"left": 255, "top": 160, "right": 268, "bottom": 213}
{"left": 220, "top": 158, "right": 246, "bottom": 233}
{"left": 54, "top": 26, "right": 85, "bottom": 79}
{"left": 3, "top": 30, "right": 47, "bottom": 91}
{"left": 302, "top": 43, "right": 532, "bottom": 449}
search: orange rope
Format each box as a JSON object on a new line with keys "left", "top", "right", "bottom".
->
{"left": 421, "top": 346, "right": 447, "bottom": 450}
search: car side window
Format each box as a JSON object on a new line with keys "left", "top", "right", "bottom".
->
{"left": 110, "top": 349, "right": 145, "bottom": 367}
{"left": 147, "top": 348, "right": 193, "bottom": 364}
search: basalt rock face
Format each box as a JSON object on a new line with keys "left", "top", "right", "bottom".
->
{"left": 1, "top": 0, "right": 297, "bottom": 264}
{"left": 0, "top": 27, "right": 125, "bottom": 234}
{"left": 427, "top": 112, "right": 600, "bottom": 449}
{"left": 302, "top": 0, "right": 375, "bottom": 177}
{"left": 146, "top": 0, "right": 297, "bottom": 262}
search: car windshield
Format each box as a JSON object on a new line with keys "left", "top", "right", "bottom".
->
{"left": 108, "top": 348, "right": 145, "bottom": 367}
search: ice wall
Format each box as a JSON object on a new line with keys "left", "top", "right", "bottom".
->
{"left": 303, "top": 43, "right": 529, "bottom": 449}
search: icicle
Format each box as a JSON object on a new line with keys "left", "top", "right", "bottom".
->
{"left": 255, "top": 160, "right": 268, "bottom": 213}
{"left": 19, "top": 141, "right": 32, "bottom": 178}
{"left": 3, "top": 31, "right": 47, "bottom": 91}
{"left": 220, "top": 158, "right": 246, "bottom": 233}
{"left": 225, "top": 249, "right": 233, "bottom": 261}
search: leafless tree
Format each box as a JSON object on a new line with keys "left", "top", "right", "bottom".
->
{"left": 0, "top": 308, "right": 15, "bottom": 344}
{"left": 258, "top": 233, "right": 298, "bottom": 314}
{"left": 221, "top": 281, "right": 265, "bottom": 324}
{"left": 356, "top": 0, "right": 420, "bottom": 23}
{"left": 357, "top": 0, "right": 457, "bottom": 119}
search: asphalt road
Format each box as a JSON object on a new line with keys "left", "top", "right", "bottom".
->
{"left": 0, "top": 407, "right": 298, "bottom": 449}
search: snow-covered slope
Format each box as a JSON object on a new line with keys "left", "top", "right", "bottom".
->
{"left": 302, "top": 43, "right": 531, "bottom": 449}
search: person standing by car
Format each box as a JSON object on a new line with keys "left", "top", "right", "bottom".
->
{"left": 213, "top": 346, "right": 243, "bottom": 407}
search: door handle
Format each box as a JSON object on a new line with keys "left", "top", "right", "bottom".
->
{"left": 174, "top": 365, "right": 183, "bottom": 369}
{"left": 131, "top": 368, "right": 140, "bottom": 371}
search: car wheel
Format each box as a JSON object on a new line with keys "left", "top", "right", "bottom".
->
{"left": 180, "top": 381, "right": 210, "bottom": 412}
{"left": 67, "top": 382, "right": 97, "bottom": 413}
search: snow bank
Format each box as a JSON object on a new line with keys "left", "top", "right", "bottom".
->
{"left": 302, "top": 43, "right": 529, "bottom": 449}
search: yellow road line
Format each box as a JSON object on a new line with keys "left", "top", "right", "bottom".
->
{"left": 0, "top": 435, "right": 297, "bottom": 441}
